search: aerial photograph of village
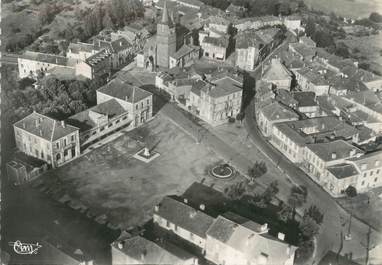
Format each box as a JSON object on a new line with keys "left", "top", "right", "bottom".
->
{"left": 1, "top": 0, "right": 382, "bottom": 264}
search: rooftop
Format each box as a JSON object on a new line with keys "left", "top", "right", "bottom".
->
{"left": 170, "top": 44, "right": 199, "bottom": 60}
{"left": 289, "top": 43, "right": 317, "bottom": 59}
{"left": 274, "top": 116, "right": 359, "bottom": 145}
{"left": 68, "top": 42, "right": 95, "bottom": 54}
{"left": 202, "top": 36, "right": 229, "bottom": 47}
{"left": 14, "top": 112, "right": 79, "bottom": 142}
{"left": 260, "top": 101, "right": 299, "bottom": 121}
{"left": 66, "top": 99, "right": 127, "bottom": 132}
{"left": 348, "top": 150, "right": 382, "bottom": 172}
{"left": 20, "top": 51, "right": 69, "bottom": 66}
{"left": 263, "top": 59, "right": 292, "bottom": 81}
{"left": 327, "top": 163, "right": 359, "bottom": 179}
{"left": 111, "top": 236, "right": 195, "bottom": 264}
{"left": 207, "top": 214, "right": 296, "bottom": 264}
{"left": 292, "top": 91, "right": 317, "bottom": 107}
{"left": 155, "top": 196, "right": 215, "bottom": 238}
{"left": 202, "top": 76, "right": 242, "bottom": 98}
{"left": 85, "top": 49, "right": 112, "bottom": 66}
{"left": 307, "top": 140, "right": 363, "bottom": 162}
{"left": 97, "top": 78, "right": 152, "bottom": 103}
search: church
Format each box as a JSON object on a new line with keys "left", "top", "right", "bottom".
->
{"left": 137, "top": 1, "right": 200, "bottom": 71}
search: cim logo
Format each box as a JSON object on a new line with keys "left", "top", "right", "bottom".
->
{"left": 8, "top": 240, "right": 42, "bottom": 255}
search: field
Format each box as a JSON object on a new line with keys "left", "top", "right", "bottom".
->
{"left": 303, "top": 0, "right": 382, "bottom": 19}
{"left": 337, "top": 33, "right": 382, "bottom": 73}
{"left": 37, "top": 113, "right": 247, "bottom": 229}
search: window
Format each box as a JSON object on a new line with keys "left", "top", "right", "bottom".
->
{"left": 370, "top": 171, "right": 374, "bottom": 176}
{"left": 64, "top": 139, "right": 67, "bottom": 146}
{"left": 141, "top": 102, "right": 143, "bottom": 108}
{"left": 136, "top": 105, "right": 138, "bottom": 110}
{"left": 375, "top": 177, "right": 378, "bottom": 182}
{"left": 71, "top": 135, "right": 75, "bottom": 142}
{"left": 56, "top": 153, "right": 61, "bottom": 161}
{"left": 64, "top": 149, "right": 68, "bottom": 156}
{"left": 122, "top": 116, "right": 127, "bottom": 120}
{"left": 100, "top": 126, "right": 105, "bottom": 131}
{"left": 363, "top": 173, "right": 367, "bottom": 178}
{"left": 115, "top": 119, "right": 120, "bottom": 124}
{"left": 147, "top": 99, "right": 150, "bottom": 105}
{"left": 361, "top": 181, "right": 365, "bottom": 186}
{"left": 377, "top": 169, "right": 380, "bottom": 175}
{"left": 56, "top": 142, "right": 60, "bottom": 149}
{"left": 166, "top": 220, "right": 170, "bottom": 227}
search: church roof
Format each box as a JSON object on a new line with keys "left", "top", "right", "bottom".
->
{"left": 161, "top": 0, "right": 173, "bottom": 27}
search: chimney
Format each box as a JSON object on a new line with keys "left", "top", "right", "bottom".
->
{"left": 141, "top": 249, "right": 147, "bottom": 261}
{"left": 39, "top": 129, "right": 43, "bottom": 136}
{"left": 199, "top": 204, "right": 205, "bottom": 211}
{"left": 184, "top": 198, "right": 188, "bottom": 204}
{"left": 154, "top": 205, "right": 159, "bottom": 212}
{"left": 331, "top": 152, "right": 337, "bottom": 160}
{"left": 22, "top": 122, "right": 26, "bottom": 129}
{"left": 278, "top": 232, "right": 285, "bottom": 241}
{"left": 117, "top": 241, "right": 124, "bottom": 249}
{"left": 61, "top": 120, "right": 66, "bottom": 128}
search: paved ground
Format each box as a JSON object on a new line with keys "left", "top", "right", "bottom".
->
{"left": 337, "top": 189, "right": 382, "bottom": 231}
{"left": 38, "top": 114, "right": 246, "bottom": 230}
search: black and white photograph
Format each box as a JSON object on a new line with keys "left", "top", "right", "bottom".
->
{"left": 1, "top": 0, "right": 382, "bottom": 264}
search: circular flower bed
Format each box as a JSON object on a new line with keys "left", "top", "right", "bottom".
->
{"left": 211, "top": 164, "right": 234, "bottom": 179}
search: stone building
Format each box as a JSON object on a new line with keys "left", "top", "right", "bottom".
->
{"left": 96, "top": 78, "right": 153, "bottom": 128}
{"left": 13, "top": 112, "right": 80, "bottom": 168}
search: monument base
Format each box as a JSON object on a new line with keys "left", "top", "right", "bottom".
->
{"left": 133, "top": 148, "right": 160, "bottom": 163}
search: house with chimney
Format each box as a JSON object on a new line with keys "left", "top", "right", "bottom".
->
{"left": 111, "top": 235, "right": 198, "bottom": 265}
{"left": 153, "top": 196, "right": 215, "bottom": 250}
{"left": 75, "top": 49, "right": 112, "bottom": 80}
{"left": 66, "top": 42, "right": 98, "bottom": 62}
{"left": 188, "top": 74, "right": 243, "bottom": 125}
{"left": 262, "top": 58, "right": 293, "bottom": 90}
{"left": 13, "top": 112, "right": 80, "bottom": 168}
{"left": 93, "top": 38, "right": 133, "bottom": 69}
{"left": 205, "top": 212, "right": 297, "bottom": 265}
{"left": 96, "top": 78, "right": 153, "bottom": 128}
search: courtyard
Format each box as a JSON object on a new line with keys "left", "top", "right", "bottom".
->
{"left": 36, "top": 113, "right": 246, "bottom": 229}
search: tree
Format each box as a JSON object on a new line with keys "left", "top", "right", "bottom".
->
{"left": 288, "top": 185, "right": 308, "bottom": 220}
{"left": 299, "top": 215, "right": 320, "bottom": 239}
{"left": 278, "top": 204, "right": 293, "bottom": 221}
{"left": 305, "top": 17, "right": 316, "bottom": 37}
{"left": 248, "top": 161, "right": 267, "bottom": 181}
{"left": 304, "top": 205, "right": 324, "bottom": 225}
{"left": 369, "top": 12, "right": 382, "bottom": 23}
{"left": 345, "top": 185, "right": 357, "bottom": 198}
{"left": 261, "top": 180, "right": 279, "bottom": 205}
{"left": 224, "top": 181, "right": 247, "bottom": 200}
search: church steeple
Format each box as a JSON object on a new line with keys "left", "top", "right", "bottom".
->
{"left": 161, "top": 0, "right": 173, "bottom": 27}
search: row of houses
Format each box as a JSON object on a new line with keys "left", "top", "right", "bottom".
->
{"left": 155, "top": 66, "right": 243, "bottom": 125}
{"left": 13, "top": 78, "right": 153, "bottom": 169}
{"left": 255, "top": 37, "right": 382, "bottom": 196}
{"left": 18, "top": 36, "right": 135, "bottom": 80}
{"left": 111, "top": 196, "right": 297, "bottom": 265}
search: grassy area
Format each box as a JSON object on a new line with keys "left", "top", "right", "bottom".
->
{"left": 37, "top": 113, "right": 248, "bottom": 229}
{"left": 337, "top": 33, "right": 382, "bottom": 74}
{"left": 303, "top": 0, "right": 382, "bottom": 19}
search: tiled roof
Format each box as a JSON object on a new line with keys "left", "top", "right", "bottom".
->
{"left": 20, "top": 51, "right": 68, "bottom": 66}
{"left": 66, "top": 99, "right": 127, "bottom": 132}
{"left": 236, "top": 30, "right": 265, "bottom": 49}
{"left": 154, "top": 196, "right": 215, "bottom": 238}
{"left": 68, "top": 42, "right": 95, "bottom": 54}
{"left": 327, "top": 163, "right": 359, "bottom": 179}
{"left": 112, "top": 236, "right": 193, "bottom": 264}
{"left": 345, "top": 90, "right": 382, "bottom": 114}
{"left": 292, "top": 91, "right": 317, "bottom": 107}
{"left": 349, "top": 150, "right": 382, "bottom": 171}
{"left": 171, "top": 44, "right": 199, "bottom": 60}
{"left": 85, "top": 49, "right": 112, "bottom": 66}
{"left": 207, "top": 215, "right": 296, "bottom": 264}
{"left": 289, "top": 43, "right": 316, "bottom": 59}
{"left": 97, "top": 78, "right": 152, "bottom": 103}
{"left": 14, "top": 112, "right": 79, "bottom": 142}
{"left": 202, "top": 36, "right": 229, "bottom": 47}
{"left": 274, "top": 117, "right": 359, "bottom": 145}
{"left": 202, "top": 76, "right": 242, "bottom": 98}
{"left": 190, "top": 80, "right": 208, "bottom": 96}
{"left": 263, "top": 59, "right": 292, "bottom": 81}
{"left": 307, "top": 140, "right": 363, "bottom": 162}
{"left": 260, "top": 101, "right": 298, "bottom": 121}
